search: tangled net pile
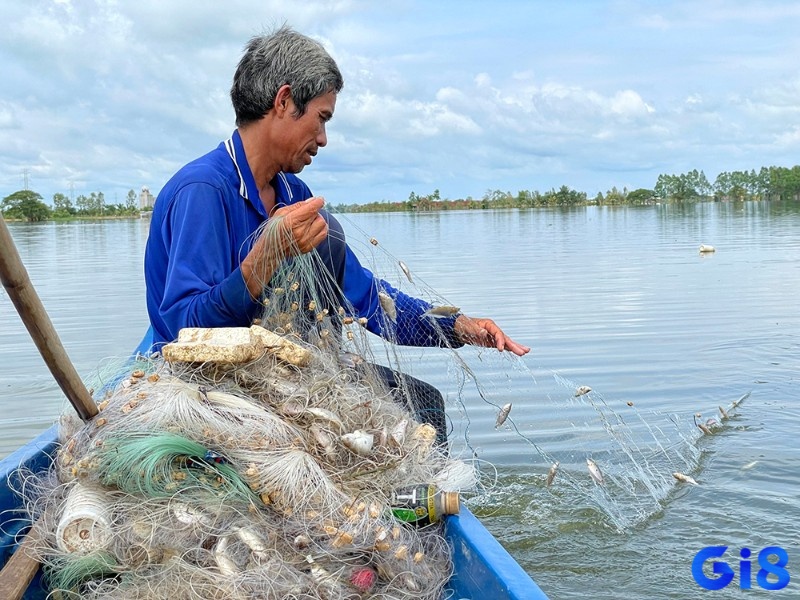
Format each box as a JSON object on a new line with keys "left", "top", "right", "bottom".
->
{"left": 18, "top": 216, "right": 478, "bottom": 599}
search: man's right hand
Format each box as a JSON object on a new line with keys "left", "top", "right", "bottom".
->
{"left": 242, "top": 197, "right": 328, "bottom": 299}
{"left": 272, "top": 196, "right": 328, "bottom": 256}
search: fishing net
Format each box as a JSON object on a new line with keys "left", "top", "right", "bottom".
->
{"left": 15, "top": 214, "right": 481, "bottom": 600}
{"left": 11, "top": 210, "right": 750, "bottom": 598}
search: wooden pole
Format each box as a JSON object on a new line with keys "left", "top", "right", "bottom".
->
{"left": 0, "top": 214, "right": 98, "bottom": 599}
{"left": 0, "top": 216, "right": 97, "bottom": 421}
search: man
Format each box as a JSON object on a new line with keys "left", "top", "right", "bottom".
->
{"left": 144, "top": 26, "right": 529, "bottom": 445}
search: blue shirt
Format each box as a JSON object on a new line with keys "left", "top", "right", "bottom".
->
{"left": 144, "top": 130, "right": 462, "bottom": 348}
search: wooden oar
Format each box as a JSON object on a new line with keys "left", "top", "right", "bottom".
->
{"left": 0, "top": 214, "right": 99, "bottom": 599}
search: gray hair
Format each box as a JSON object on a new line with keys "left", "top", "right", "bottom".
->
{"left": 231, "top": 26, "right": 344, "bottom": 126}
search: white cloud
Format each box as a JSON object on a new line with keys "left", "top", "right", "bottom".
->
{"left": 2, "top": 0, "right": 800, "bottom": 203}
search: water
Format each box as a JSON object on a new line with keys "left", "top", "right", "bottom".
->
{"left": 2, "top": 202, "right": 799, "bottom": 598}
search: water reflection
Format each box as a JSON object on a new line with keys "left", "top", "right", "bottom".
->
{"left": 2, "top": 202, "right": 799, "bottom": 599}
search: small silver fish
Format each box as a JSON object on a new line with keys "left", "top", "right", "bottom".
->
{"left": 586, "top": 458, "right": 604, "bottom": 485}
{"left": 378, "top": 291, "right": 397, "bottom": 321}
{"left": 672, "top": 472, "right": 699, "bottom": 485}
{"left": 494, "top": 403, "right": 512, "bottom": 428}
{"left": 575, "top": 386, "right": 592, "bottom": 397}
{"left": 731, "top": 391, "right": 751, "bottom": 408}
{"left": 399, "top": 260, "right": 413, "bottom": 283}
{"left": 424, "top": 305, "right": 460, "bottom": 318}
{"left": 546, "top": 461, "right": 559, "bottom": 487}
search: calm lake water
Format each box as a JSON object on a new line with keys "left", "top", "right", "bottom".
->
{"left": 2, "top": 201, "right": 799, "bottom": 599}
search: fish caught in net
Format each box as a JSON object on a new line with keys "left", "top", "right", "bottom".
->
{"left": 11, "top": 214, "right": 751, "bottom": 599}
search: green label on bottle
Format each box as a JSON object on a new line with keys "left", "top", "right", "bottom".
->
{"left": 390, "top": 484, "right": 436, "bottom": 525}
{"left": 391, "top": 506, "right": 429, "bottom": 524}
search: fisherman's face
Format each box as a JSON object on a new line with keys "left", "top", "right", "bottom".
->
{"left": 282, "top": 91, "right": 336, "bottom": 174}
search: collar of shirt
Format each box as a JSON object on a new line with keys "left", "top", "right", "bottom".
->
{"left": 224, "top": 129, "right": 295, "bottom": 218}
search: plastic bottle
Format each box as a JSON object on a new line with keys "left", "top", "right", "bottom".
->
{"left": 390, "top": 484, "right": 459, "bottom": 526}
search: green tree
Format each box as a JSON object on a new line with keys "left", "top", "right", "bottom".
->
{"left": 126, "top": 189, "right": 137, "bottom": 211}
{"left": 52, "top": 192, "right": 75, "bottom": 218}
{"left": 627, "top": 188, "right": 654, "bottom": 205}
{"left": 1, "top": 190, "right": 51, "bottom": 222}
{"left": 75, "top": 194, "right": 90, "bottom": 214}
{"left": 604, "top": 186, "right": 627, "bottom": 205}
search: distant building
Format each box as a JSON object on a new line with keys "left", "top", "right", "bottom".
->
{"left": 138, "top": 186, "right": 155, "bottom": 210}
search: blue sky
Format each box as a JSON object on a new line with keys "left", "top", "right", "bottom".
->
{"left": 2, "top": 0, "right": 799, "bottom": 205}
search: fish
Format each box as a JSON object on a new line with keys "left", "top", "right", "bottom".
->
{"left": 574, "top": 386, "right": 592, "bottom": 397}
{"left": 399, "top": 260, "right": 413, "bottom": 283}
{"left": 672, "top": 472, "right": 699, "bottom": 485}
{"left": 731, "top": 391, "right": 751, "bottom": 408}
{"left": 741, "top": 460, "right": 759, "bottom": 470}
{"left": 378, "top": 291, "right": 397, "bottom": 321}
{"left": 390, "top": 419, "right": 408, "bottom": 447}
{"left": 423, "top": 305, "right": 460, "bottom": 318}
{"left": 586, "top": 458, "right": 604, "bottom": 485}
{"left": 546, "top": 461, "right": 559, "bottom": 487}
{"left": 306, "top": 407, "right": 345, "bottom": 432}
{"left": 341, "top": 430, "right": 375, "bottom": 456}
{"left": 694, "top": 413, "right": 713, "bottom": 435}
{"left": 213, "top": 536, "right": 239, "bottom": 576}
{"left": 494, "top": 403, "right": 512, "bottom": 428}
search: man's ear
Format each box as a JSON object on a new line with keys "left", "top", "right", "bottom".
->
{"left": 274, "top": 84, "right": 293, "bottom": 115}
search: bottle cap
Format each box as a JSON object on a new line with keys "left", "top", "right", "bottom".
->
{"left": 440, "top": 491, "right": 460, "bottom": 515}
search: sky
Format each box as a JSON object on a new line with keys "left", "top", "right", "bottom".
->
{"left": 2, "top": 0, "right": 800, "bottom": 206}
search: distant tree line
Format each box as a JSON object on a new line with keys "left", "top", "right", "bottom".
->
{"left": 332, "top": 164, "right": 800, "bottom": 213}
{"left": 1, "top": 189, "right": 141, "bottom": 222}
{"left": 4, "top": 165, "right": 800, "bottom": 222}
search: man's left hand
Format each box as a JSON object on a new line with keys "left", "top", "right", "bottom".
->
{"left": 454, "top": 315, "right": 531, "bottom": 356}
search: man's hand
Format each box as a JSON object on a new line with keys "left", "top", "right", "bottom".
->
{"left": 242, "top": 197, "right": 328, "bottom": 299}
{"left": 454, "top": 315, "right": 531, "bottom": 356}
{"left": 272, "top": 196, "right": 328, "bottom": 256}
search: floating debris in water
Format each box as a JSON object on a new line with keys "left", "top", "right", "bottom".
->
{"left": 494, "top": 403, "right": 512, "bottom": 429}
{"left": 575, "top": 386, "right": 592, "bottom": 397}
{"left": 699, "top": 244, "right": 716, "bottom": 253}
{"left": 741, "top": 460, "right": 759, "bottom": 471}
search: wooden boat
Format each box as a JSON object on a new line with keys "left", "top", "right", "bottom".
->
{"left": 0, "top": 329, "right": 549, "bottom": 599}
